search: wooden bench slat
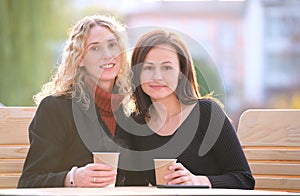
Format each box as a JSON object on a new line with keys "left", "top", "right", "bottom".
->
{"left": 0, "top": 160, "right": 25, "bottom": 173}
{"left": 0, "top": 107, "right": 36, "bottom": 118}
{"left": 243, "top": 148, "right": 300, "bottom": 161}
{"left": 238, "top": 109, "right": 300, "bottom": 147}
{"left": 0, "top": 107, "right": 35, "bottom": 145}
{"left": 254, "top": 177, "right": 300, "bottom": 190}
{"left": 256, "top": 188, "right": 300, "bottom": 193}
{"left": 249, "top": 162, "right": 300, "bottom": 176}
{"left": 0, "top": 175, "right": 20, "bottom": 188}
{"left": 0, "top": 146, "right": 29, "bottom": 159}
{"left": 0, "top": 120, "right": 30, "bottom": 144}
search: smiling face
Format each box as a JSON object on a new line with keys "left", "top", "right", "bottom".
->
{"left": 81, "top": 25, "right": 122, "bottom": 90}
{"left": 140, "top": 44, "right": 180, "bottom": 102}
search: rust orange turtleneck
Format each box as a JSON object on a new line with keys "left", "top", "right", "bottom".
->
{"left": 86, "top": 78, "right": 124, "bottom": 136}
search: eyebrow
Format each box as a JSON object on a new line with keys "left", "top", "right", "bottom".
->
{"left": 144, "top": 61, "right": 174, "bottom": 65}
{"left": 87, "top": 38, "right": 117, "bottom": 48}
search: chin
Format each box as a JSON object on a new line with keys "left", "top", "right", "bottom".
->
{"left": 149, "top": 95, "right": 167, "bottom": 100}
{"left": 101, "top": 72, "right": 118, "bottom": 79}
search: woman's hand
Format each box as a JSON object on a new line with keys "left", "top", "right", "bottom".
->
{"left": 164, "top": 162, "right": 212, "bottom": 188}
{"left": 65, "top": 163, "right": 116, "bottom": 187}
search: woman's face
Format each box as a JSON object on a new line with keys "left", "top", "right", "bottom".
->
{"left": 81, "top": 25, "right": 122, "bottom": 88}
{"left": 140, "top": 44, "right": 180, "bottom": 102}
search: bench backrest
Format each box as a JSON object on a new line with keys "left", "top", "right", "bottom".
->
{"left": 237, "top": 109, "right": 300, "bottom": 193}
{"left": 0, "top": 107, "right": 36, "bottom": 188}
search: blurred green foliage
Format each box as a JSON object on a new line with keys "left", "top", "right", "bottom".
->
{"left": 0, "top": 0, "right": 125, "bottom": 106}
{"left": 0, "top": 0, "right": 70, "bottom": 106}
{"left": 193, "top": 57, "right": 225, "bottom": 104}
{"left": 0, "top": 0, "right": 223, "bottom": 107}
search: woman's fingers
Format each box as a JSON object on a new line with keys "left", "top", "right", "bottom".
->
{"left": 92, "top": 176, "right": 115, "bottom": 183}
{"left": 91, "top": 175, "right": 115, "bottom": 187}
{"left": 87, "top": 163, "right": 113, "bottom": 171}
{"left": 74, "top": 163, "right": 117, "bottom": 187}
{"left": 165, "top": 169, "right": 188, "bottom": 180}
{"left": 168, "top": 162, "right": 184, "bottom": 171}
{"left": 165, "top": 163, "right": 189, "bottom": 180}
{"left": 164, "top": 162, "right": 195, "bottom": 185}
{"left": 162, "top": 162, "right": 211, "bottom": 187}
{"left": 165, "top": 170, "right": 190, "bottom": 184}
{"left": 90, "top": 169, "right": 117, "bottom": 178}
{"left": 168, "top": 175, "right": 191, "bottom": 185}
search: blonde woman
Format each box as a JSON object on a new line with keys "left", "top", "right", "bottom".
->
{"left": 18, "top": 15, "right": 133, "bottom": 188}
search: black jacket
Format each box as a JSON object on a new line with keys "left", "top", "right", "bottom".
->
{"left": 18, "top": 94, "right": 135, "bottom": 187}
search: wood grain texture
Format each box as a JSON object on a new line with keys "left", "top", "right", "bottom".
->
{"left": 0, "top": 107, "right": 36, "bottom": 144}
{"left": 0, "top": 146, "right": 29, "bottom": 159}
{"left": 243, "top": 148, "right": 300, "bottom": 161}
{"left": 237, "top": 109, "right": 300, "bottom": 192}
{"left": 238, "top": 109, "right": 300, "bottom": 147}
{"left": 0, "top": 107, "right": 36, "bottom": 188}
{"left": 0, "top": 159, "right": 25, "bottom": 173}
{"left": 254, "top": 177, "right": 300, "bottom": 190}
{"left": 0, "top": 175, "right": 19, "bottom": 188}
{"left": 249, "top": 162, "right": 300, "bottom": 175}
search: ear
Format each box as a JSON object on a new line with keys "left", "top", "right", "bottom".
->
{"left": 178, "top": 72, "right": 183, "bottom": 79}
{"left": 78, "top": 59, "right": 85, "bottom": 67}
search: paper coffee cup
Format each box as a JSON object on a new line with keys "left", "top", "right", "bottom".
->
{"left": 93, "top": 152, "right": 120, "bottom": 187}
{"left": 154, "top": 159, "right": 177, "bottom": 185}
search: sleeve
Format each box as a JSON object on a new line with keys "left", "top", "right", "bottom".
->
{"left": 17, "top": 96, "right": 70, "bottom": 188}
{"left": 204, "top": 100, "right": 255, "bottom": 189}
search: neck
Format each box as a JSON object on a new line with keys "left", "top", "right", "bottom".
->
{"left": 150, "top": 95, "right": 181, "bottom": 120}
{"left": 87, "top": 73, "right": 115, "bottom": 92}
{"left": 147, "top": 95, "right": 196, "bottom": 136}
{"left": 96, "top": 80, "right": 114, "bottom": 92}
{"left": 147, "top": 96, "right": 183, "bottom": 136}
{"left": 98, "top": 82, "right": 113, "bottom": 92}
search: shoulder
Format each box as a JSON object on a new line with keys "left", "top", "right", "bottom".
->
{"left": 40, "top": 95, "right": 71, "bottom": 105}
{"left": 196, "top": 98, "right": 229, "bottom": 122}
{"left": 36, "top": 95, "right": 73, "bottom": 117}
{"left": 39, "top": 95, "right": 72, "bottom": 109}
{"left": 196, "top": 98, "right": 234, "bottom": 129}
{"left": 197, "top": 98, "right": 224, "bottom": 112}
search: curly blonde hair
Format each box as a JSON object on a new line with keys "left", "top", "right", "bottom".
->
{"left": 34, "top": 15, "right": 133, "bottom": 115}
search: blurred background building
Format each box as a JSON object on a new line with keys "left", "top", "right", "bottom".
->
{"left": 1, "top": 0, "right": 299, "bottom": 127}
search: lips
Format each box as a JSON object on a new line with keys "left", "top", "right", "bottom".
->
{"left": 149, "top": 83, "right": 167, "bottom": 90}
{"left": 99, "top": 62, "right": 115, "bottom": 69}
{"left": 150, "top": 84, "right": 165, "bottom": 87}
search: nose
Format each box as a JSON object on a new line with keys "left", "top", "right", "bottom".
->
{"left": 153, "top": 67, "right": 163, "bottom": 80}
{"left": 101, "top": 47, "right": 113, "bottom": 60}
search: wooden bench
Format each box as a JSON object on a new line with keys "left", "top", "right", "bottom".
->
{"left": 237, "top": 109, "right": 300, "bottom": 193}
{"left": 2, "top": 107, "right": 300, "bottom": 191}
{"left": 0, "top": 107, "right": 36, "bottom": 188}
